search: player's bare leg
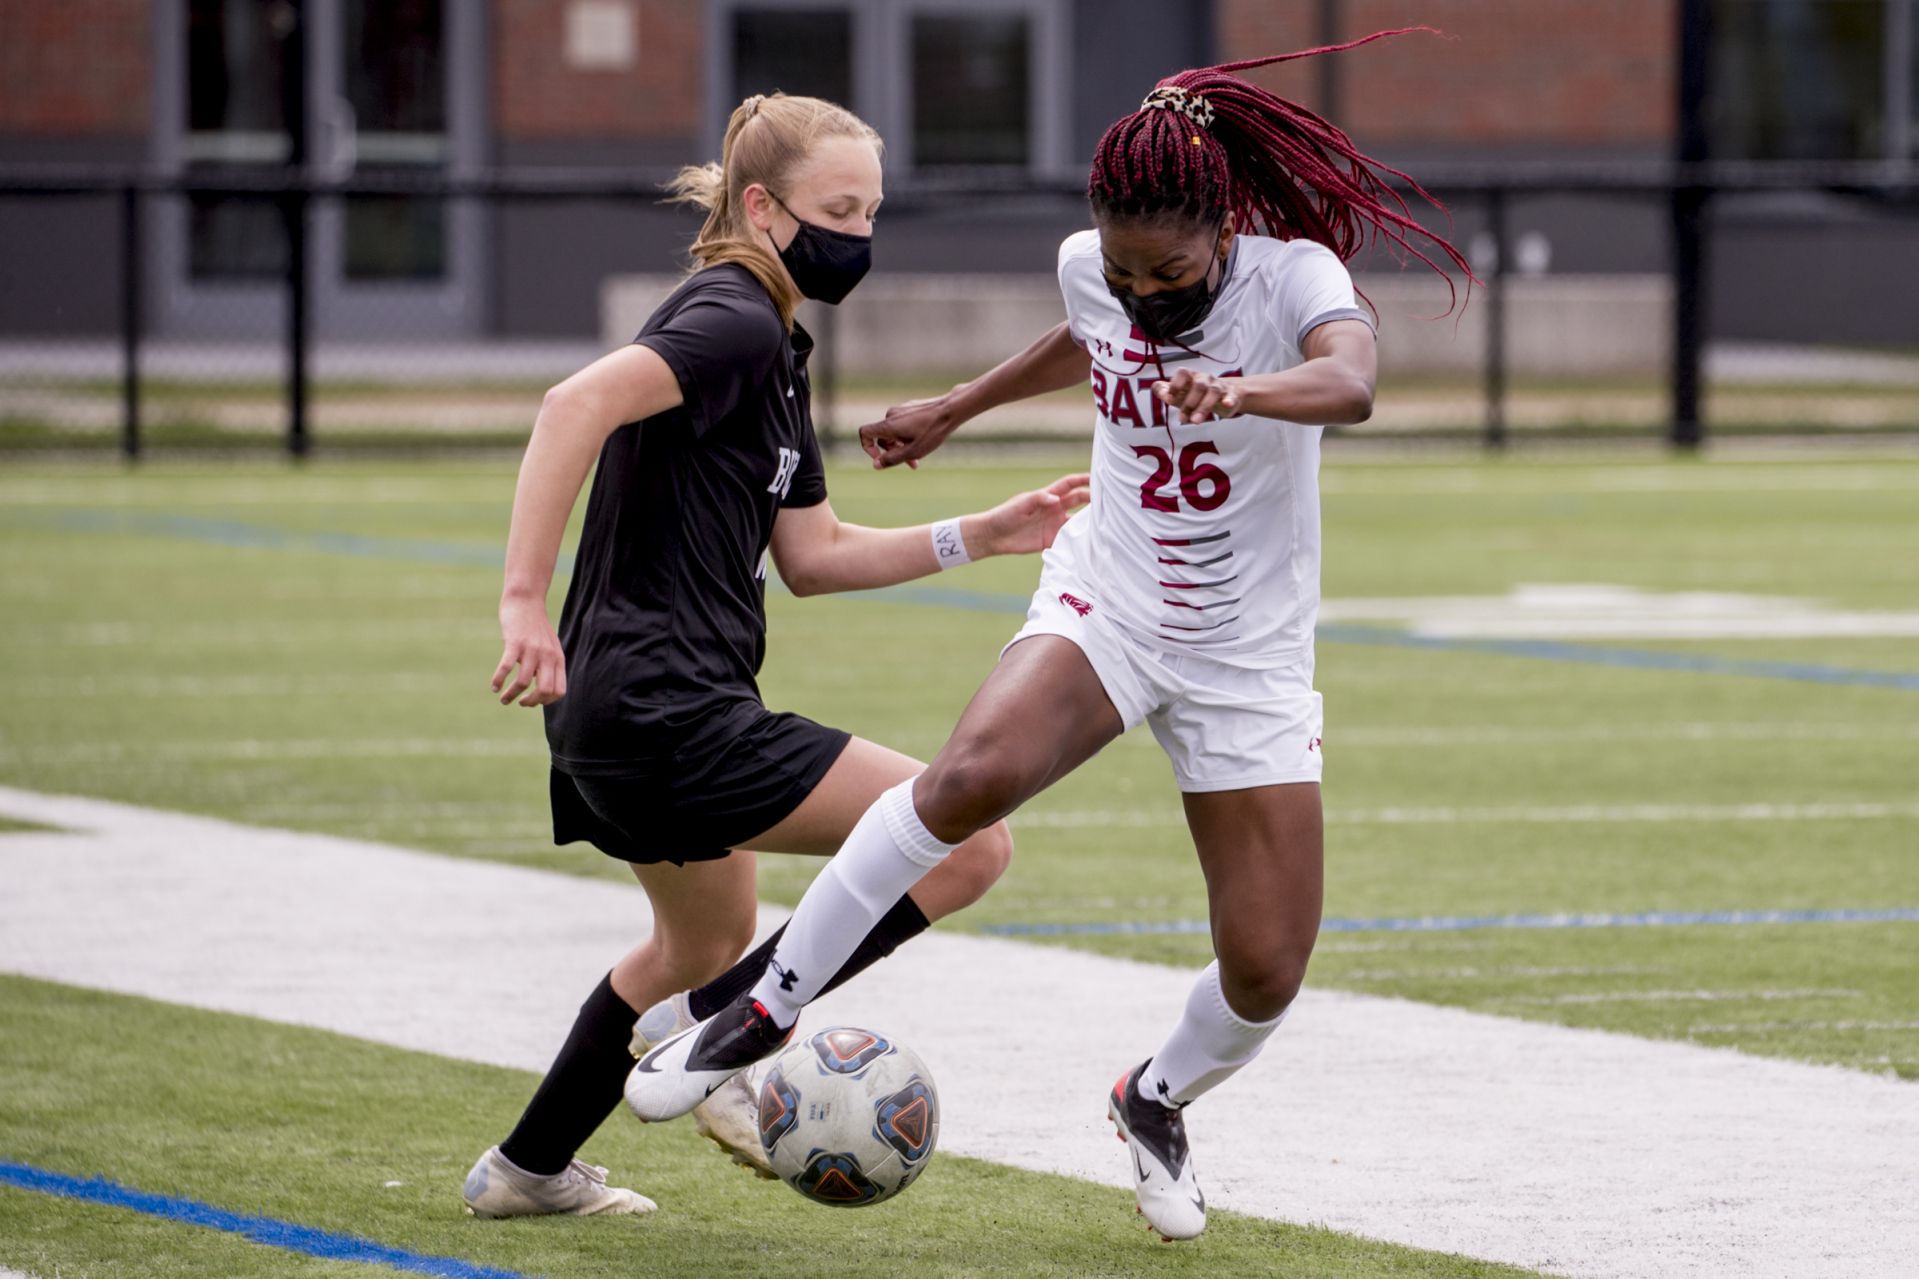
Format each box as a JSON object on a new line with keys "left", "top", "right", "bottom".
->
{"left": 627, "top": 636, "right": 1123, "bottom": 1120}
{"left": 914, "top": 635, "right": 1128, "bottom": 840}
{"left": 467, "top": 853, "right": 758, "bottom": 1217}
{"left": 1113, "top": 781, "right": 1323, "bottom": 1240}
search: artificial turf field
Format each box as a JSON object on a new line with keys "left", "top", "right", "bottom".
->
{"left": 2, "top": 450, "right": 1916, "bottom": 1277}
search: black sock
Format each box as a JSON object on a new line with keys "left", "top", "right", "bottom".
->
{"left": 687, "top": 893, "right": 931, "bottom": 1020}
{"left": 498, "top": 973, "right": 638, "bottom": 1176}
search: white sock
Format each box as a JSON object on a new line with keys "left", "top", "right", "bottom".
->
{"left": 1136, "top": 961, "right": 1288, "bottom": 1108}
{"left": 749, "top": 779, "right": 956, "bottom": 1025}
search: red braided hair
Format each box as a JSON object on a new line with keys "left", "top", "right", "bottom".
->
{"left": 1088, "top": 29, "right": 1473, "bottom": 304}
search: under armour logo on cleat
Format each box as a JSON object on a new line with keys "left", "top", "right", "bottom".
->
{"left": 771, "top": 959, "right": 800, "bottom": 992}
{"left": 1155, "top": 1078, "right": 1174, "bottom": 1101}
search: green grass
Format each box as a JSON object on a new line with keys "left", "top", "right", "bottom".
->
{"left": 3, "top": 452, "right": 1916, "bottom": 1276}
{"left": 0, "top": 975, "right": 1536, "bottom": 1279}
{"left": 1, "top": 453, "right": 1916, "bottom": 1085}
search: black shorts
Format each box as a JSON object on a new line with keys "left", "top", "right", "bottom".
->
{"left": 550, "top": 702, "right": 852, "bottom": 866}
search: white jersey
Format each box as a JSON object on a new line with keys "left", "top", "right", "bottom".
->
{"left": 1049, "top": 228, "right": 1372, "bottom": 668}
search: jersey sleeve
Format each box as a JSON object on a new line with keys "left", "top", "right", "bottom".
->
{"left": 1277, "top": 241, "right": 1375, "bottom": 351}
{"left": 1056, "top": 229, "right": 1103, "bottom": 345}
{"left": 634, "top": 291, "right": 787, "bottom": 437}
{"left": 782, "top": 418, "right": 828, "bottom": 509}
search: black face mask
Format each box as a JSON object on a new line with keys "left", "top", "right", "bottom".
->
{"left": 1109, "top": 221, "right": 1228, "bottom": 345}
{"left": 767, "top": 192, "right": 872, "bottom": 305}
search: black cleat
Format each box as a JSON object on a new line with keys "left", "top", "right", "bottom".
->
{"left": 1108, "top": 1060, "right": 1206, "bottom": 1240}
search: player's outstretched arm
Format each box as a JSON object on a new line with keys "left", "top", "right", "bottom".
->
{"left": 860, "top": 321, "right": 1092, "bottom": 470}
{"left": 769, "top": 472, "right": 1090, "bottom": 596}
{"left": 493, "top": 345, "right": 685, "bottom": 707}
{"left": 1151, "top": 318, "right": 1376, "bottom": 426}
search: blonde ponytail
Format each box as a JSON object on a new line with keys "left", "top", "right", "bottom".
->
{"left": 665, "top": 93, "right": 882, "bottom": 328}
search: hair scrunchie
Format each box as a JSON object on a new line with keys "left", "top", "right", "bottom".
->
{"left": 1139, "top": 84, "right": 1214, "bottom": 129}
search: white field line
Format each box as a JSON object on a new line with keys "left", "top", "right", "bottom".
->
{"left": 0, "top": 739, "right": 543, "bottom": 766}
{"left": 1688, "top": 1020, "right": 1919, "bottom": 1034}
{"left": 6, "top": 721, "right": 1907, "bottom": 770}
{"left": 17, "top": 673, "right": 463, "bottom": 699}
{"left": 0, "top": 787, "right": 1914, "bottom": 1279}
{"left": 4, "top": 620, "right": 497, "bottom": 647}
{"left": 1499, "top": 989, "right": 1863, "bottom": 1006}
{"left": 1320, "top": 582, "right": 1919, "bottom": 640}
{"left": 1315, "top": 464, "right": 1919, "bottom": 495}
{"left": 1014, "top": 800, "right": 1919, "bottom": 828}
{"left": 1331, "top": 721, "right": 1919, "bottom": 746}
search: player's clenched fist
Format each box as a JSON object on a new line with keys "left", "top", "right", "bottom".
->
{"left": 1152, "top": 369, "right": 1242, "bottom": 424}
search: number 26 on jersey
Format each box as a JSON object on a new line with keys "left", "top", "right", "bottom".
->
{"left": 1134, "top": 441, "right": 1231, "bottom": 513}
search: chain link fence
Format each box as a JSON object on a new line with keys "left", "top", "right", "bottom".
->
{"left": 2, "top": 164, "right": 1916, "bottom": 458}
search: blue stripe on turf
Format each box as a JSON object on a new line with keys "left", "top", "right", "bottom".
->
{"left": 983, "top": 907, "right": 1919, "bottom": 937}
{"left": 1316, "top": 623, "right": 1919, "bottom": 692}
{"left": 0, "top": 1160, "right": 531, "bottom": 1279}
{"left": 34, "top": 510, "right": 1919, "bottom": 692}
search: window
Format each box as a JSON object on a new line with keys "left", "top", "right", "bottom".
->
{"left": 910, "top": 13, "right": 1031, "bottom": 169}
{"left": 185, "top": 0, "right": 296, "bottom": 279}
{"left": 732, "top": 8, "right": 855, "bottom": 105}
{"left": 341, "top": 0, "right": 447, "bottom": 281}
{"left": 708, "top": 0, "right": 1066, "bottom": 178}
{"left": 1709, "top": 0, "right": 1915, "bottom": 161}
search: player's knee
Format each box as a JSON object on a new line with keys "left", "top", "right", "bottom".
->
{"left": 918, "top": 745, "right": 1034, "bottom": 837}
{"left": 658, "top": 914, "right": 758, "bottom": 987}
{"left": 1218, "top": 936, "right": 1313, "bottom": 1022}
{"left": 945, "top": 820, "right": 1014, "bottom": 905}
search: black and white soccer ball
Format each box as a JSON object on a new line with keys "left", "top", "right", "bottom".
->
{"left": 756, "top": 1026, "right": 940, "bottom": 1207}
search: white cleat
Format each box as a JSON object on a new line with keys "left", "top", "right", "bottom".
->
{"left": 694, "top": 1068, "right": 777, "bottom": 1180}
{"left": 461, "top": 1146, "right": 655, "bottom": 1219}
{"left": 625, "top": 993, "right": 791, "bottom": 1123}
{"left": 631, "top": 991, "right": 775, "bottom": 1178}
{"left": 630, "top": 990, "right": 696, "bottom": 1058}
{"left": 1108, "top": 1062, "right": 1207, "bottom": 1241}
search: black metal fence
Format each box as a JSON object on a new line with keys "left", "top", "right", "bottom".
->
{"left": 1, "top": 160, "right": 1915, "bottom": 459}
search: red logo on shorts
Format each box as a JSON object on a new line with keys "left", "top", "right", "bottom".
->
{"left": 1308, "top": 737, "right": 1322, "bottom": 752}
{"left": 1059, "top": 592, "right": 1093, "bottom": 617}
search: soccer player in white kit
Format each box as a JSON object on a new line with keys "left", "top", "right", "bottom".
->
{"left": 626, "top": 34, "right": 1472, "bottom": 1240}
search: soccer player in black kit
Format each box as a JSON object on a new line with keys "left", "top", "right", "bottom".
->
{"left": 461, "top": 93, "right": 1088, "bottom": 1217}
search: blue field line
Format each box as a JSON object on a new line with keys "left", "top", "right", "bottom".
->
{"left": 1317, "top": 623, "right": 1919, "bottom": 691}
{"left": 984, "top": 907, "right": 1919, "bottom": 937}
{"left": 34, "top": 509, "right": 1919, "bottom": 691}
{"left": 48, "top": 510, "right": 517, "bottom": 569}
{"left": 0, "top": 1160, "right": 532, "bottom": 1279}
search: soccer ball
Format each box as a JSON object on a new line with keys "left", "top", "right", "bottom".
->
{"left": 756, "top": 1026, "right": 940, "bottom": 1207}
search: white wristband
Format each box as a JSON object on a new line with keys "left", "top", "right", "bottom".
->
{"left": 931, "top": 517, "right": 972, "bottom": 571}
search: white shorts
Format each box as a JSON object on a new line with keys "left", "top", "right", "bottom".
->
{"left": 1002, "top": 563, "right": 1324, "bottom": 793}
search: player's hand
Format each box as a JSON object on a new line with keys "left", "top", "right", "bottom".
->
{"left": 493, "top": 595, "right": 567, "bottom": 707}
{"left": 978, "top": 472, "right": 1091, "bottom": 556}
{"left": 1152, "top": 369, "right": 1242, "bottom": 424}
{"left": 859, "top": 394, "right": 959, "bottom": 470}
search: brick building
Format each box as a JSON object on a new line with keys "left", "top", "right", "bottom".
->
{"left": 0, "top": 0, "right": 1912, "bottom": 342}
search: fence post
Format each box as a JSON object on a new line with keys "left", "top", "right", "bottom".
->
{"left": 814, "top": 302, "right": 839, "bottom": 453}
{"left": 284, "top": 187, "right": 310, "bottom": 459}
{"left": 1671, "top": 0, "right": 1712, "bottom": 449}
{"left": 119, "top": 184, "right": 142, "bottom": 461}
{"left": 1484, "top": 186, "right": 1508, "bottom": 449}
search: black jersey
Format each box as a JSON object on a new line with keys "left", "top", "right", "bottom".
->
{"left": 545, "top": 264, "right": 827, "bottom": 777}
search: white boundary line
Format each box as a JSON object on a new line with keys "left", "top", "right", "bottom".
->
{"left": 1, "top": 786, "right": 1914, "bottom": 1279}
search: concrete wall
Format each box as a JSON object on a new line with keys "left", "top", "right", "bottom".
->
{"left": 603, "top": 271, "right": 1672, "bottom": 380}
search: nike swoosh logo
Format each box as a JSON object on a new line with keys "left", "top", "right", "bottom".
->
{"left": 1132, "top": 1149, "right": 1150, "bottom": 1183}
{"left": 704, "top": 1079, "right": 728, "bottom": 1097}
{"left": 633, "top": 1048, "right": 668, "bottom": 1074}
